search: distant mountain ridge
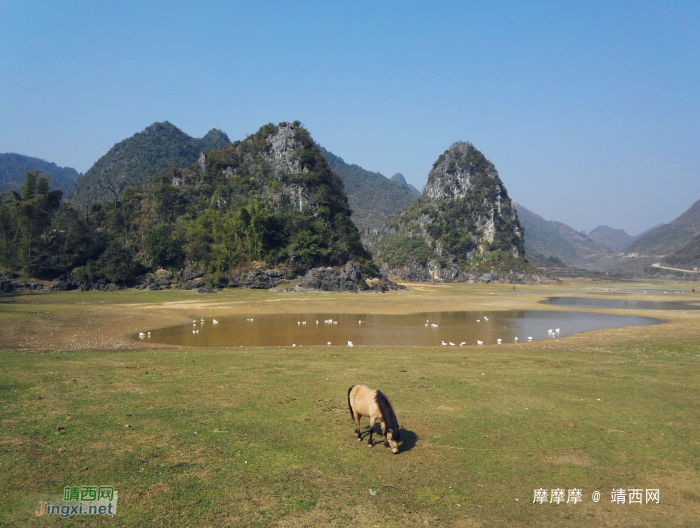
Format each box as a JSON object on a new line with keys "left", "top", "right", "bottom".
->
{"left": 591, "top": 198, "right": 700, "bottom": 275}
{"left": 0, "top": 153, "right": 81, "bottom": 197}
{"left": 318, "top": 147, "right": 418, "bottom": 230}
{"left": 514, "top": 202, "right": 614, "bottom": 268}
{"left": 71, "top": 121, "right": 230, "bottom": 203}
{"left": 661, "top": 234, "right": 700, "bottom": 271}
{"left": 587, "top": 225, "right": 634, "bottom": 250}
{"left": 625, "top": 199, "right": 700, "bottom": 256}
{"left": 390, "top": 173, "right": 421, "bottom": 198}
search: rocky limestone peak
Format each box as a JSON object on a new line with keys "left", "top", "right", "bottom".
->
{"left": 424, "top": 142, "right": 499, "bottom": 201}
{"left": 422, "top": 141, "right": 521, "bottom": 254}
{"left": 365, "top": 141, "right": 525, "bottom": 274}
{"left": 263, "top": 122, "right": 303, "bottom": 175}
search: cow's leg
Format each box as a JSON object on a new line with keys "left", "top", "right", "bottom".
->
{"left": 381, "top": 420, "right": 390, "bottom": 448}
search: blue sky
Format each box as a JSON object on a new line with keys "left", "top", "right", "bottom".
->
{"left": 1, "top": 1, "right": 698, "bottom": 235}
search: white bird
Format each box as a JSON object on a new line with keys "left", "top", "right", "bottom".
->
{"left": 477, "top": 340, "right": 483, "bottom": 345}
{"left": 316, "top": 320, "right": 319, "bottom": 325}
{"left": 497, "top": 338, "right": 502, "bottom": 344}
{"left": 514, "top": 337, "right": 518, "bottom": 342}
{"left": 425, "top": 323, "right": 428, "bottom": 327}
{"left": 139, "top": 332, "right": 145, "bottom": 338}
{"left": 548, "top": 329, "right": 553, "bottom": 334}
{"left": 213, "top": 319, "right": 218, "bottom": 324}
{"left": 196, "top": 330, "right": 199, "bottom": 334}
{"left": 292, "top": 344, "right": 296, "bottom": 347}
{"left": 298, "top": 322, "right": 300, "bottom": 325}
{"left": 426, "top": 320, "right": 429, "bottom": 323}
{"left": 476, "top": 319, "right": 481, "bottom": 323}
{"left": 555, "top": 328, "right": 560, "bottom": 334}
{"left": 449, "top": 342, "right": 456, "bottom": 346}
{"left": 193, "top": 320, "right": 197, "bottom": 323}
{"left": 192, "top": 330, "right": 196, "bottom": 334}
{"left": 201, "top": 318, "right": 205, "bottom": 322}
{"left": 333, "top": 321, "right": 337, "bottom": 325}
{"left": 528, "top": 336, "right": 533, "bottom": 341}
{"left": 147, "top": 332, "right": 151, "bottom": 336}
{"left": 460, "top": 341, "right": 466, "bottom": 346}
{"left": 250, "top": 318, "right": 254, "bottom": 322}
{"left": 348, "top": 341, "right": 354, "bottom": 347}
{"left": 327, "top": 341, "right": 331, "bottom": 345}
{"left": 303, "top": 321, "right": 306, "bottom": 325}
{"left": 442, "top": 341, "right": 447, "bottom": 346}
{"left": 484, "top": 316, "right": 489, "bottom": 321}
{"left": 358, "top": 320, "right": 362, "bottom": 324}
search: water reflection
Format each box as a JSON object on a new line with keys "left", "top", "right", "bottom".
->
{"left": 143, "top": 310, "right": 658, "bottom": 347}
{"left": 540, "top": 297, "right": 700, "bottom": 311}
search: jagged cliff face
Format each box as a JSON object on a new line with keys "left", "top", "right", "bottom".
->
{"left": 366, "top": 142, "right": 525, "bottom": 277}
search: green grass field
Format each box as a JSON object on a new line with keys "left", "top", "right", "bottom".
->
{"left": 1, "top": 283, "right": 699, "bottom": 527}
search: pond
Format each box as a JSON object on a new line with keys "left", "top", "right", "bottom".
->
{"left": 142, "top": 310, "right": 659, "bottom": 347}
{"left": 540, "top": 297, "right": 700, "bottom": 311}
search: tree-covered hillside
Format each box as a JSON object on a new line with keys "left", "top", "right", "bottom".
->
{"left": 70, "top": 122, "right": 230, "bottom": 205}
{"left": 319, "top": 147, "right": 418, "bottom": 230}
{"left": 0, "top": 153, "right": 81, "bottom": 197}
{"left": 1, "top": 122, "right": 370, "bottom": 285}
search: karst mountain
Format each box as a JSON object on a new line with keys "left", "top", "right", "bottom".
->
{"left": 367, "top": 141, "right": 528, "bottom": 281}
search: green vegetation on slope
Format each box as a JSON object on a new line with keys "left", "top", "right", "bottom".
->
{"left": 0, "top": 123, "right": 370, "bottom": 283}
{"left": 319, "top": 147, "right": 418, "bottom": 230}
{"left": 70, "top": 121, "right": 230, "bottom": 204}
{"left": 0, "top": 153, "right": 81, "bottom": 197}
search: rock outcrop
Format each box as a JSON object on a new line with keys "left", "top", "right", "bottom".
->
{"left": 297, "top": 262, "right": 405, "bottom": 292}
{"left": 380, "top": 261, "right": 557, "bottom": 284}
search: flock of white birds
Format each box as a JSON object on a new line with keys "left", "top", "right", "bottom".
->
{"left": 138, "top": 317, "right": 563, "bottom": 347}
{"left": 427, "top": 318, "right": 560, "bottom": 346}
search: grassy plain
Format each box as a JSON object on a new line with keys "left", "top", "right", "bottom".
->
{"left": 1, "top": 281, "right": 699, "bottom": 527}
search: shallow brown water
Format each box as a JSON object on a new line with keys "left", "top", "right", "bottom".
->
{"left": 142, "top": 310, "right": 658, "bottom": 347}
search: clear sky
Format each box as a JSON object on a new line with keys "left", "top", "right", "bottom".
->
{"left": 1, "top": 1, "right": 698, "bottom": 235}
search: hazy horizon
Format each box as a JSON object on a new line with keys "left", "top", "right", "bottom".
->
{"left": 1, "top": 1, "right": 698, "bottom": 235}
